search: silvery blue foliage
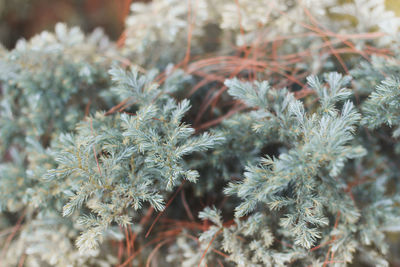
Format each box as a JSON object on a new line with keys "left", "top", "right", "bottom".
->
{"left": 1, "top": 1, "right": 400, "bottom": 266}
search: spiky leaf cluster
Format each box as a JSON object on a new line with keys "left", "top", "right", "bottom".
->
{"left": 0, "top": 23, "right": 114, "bottom": 213}
{"left": 362, "top": 77, "right": 400, "bottom": 137}
{"left": 169, "top": 72, "right": 398, "bottom": 267}
{"left": 44, "top": 66, "right": 223, "bottom": 251}
{"left": 226, "top": 73, "right": 364, "bottom": 247}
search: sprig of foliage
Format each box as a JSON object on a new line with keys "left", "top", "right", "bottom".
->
{"left": 45, "top": 66, "right": 223, "bottom": 251}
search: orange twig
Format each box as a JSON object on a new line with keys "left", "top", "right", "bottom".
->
{"left": 181, "top": 190, "right": 195, "bottom": 221}
{"left": 198, "top": 229, "right": 222, "bottom": 267}
{"left": 0, "top": 209, "right": 27, "bottom": 267}
{"left": 323, "top": 211, "right": 341, "bottom": 267}
{"left": 145, "top": 181, "right": 186, "bottom": 238}
{"left": 145, "top": 239, "right": 173, "bottom": 267}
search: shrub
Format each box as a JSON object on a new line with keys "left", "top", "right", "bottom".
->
{"left": 1, "top": 1, "right": 399, "bottom": 266}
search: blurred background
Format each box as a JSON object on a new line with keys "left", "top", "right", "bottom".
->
{"left": 1, "top": 0, "right": 400, "bottom": 49}
{"left": 0, "top": 0, "right": 151, "bottom": 49}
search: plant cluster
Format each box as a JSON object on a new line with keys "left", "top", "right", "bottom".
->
{"left": 0, "top": 0, "right": 400, "bottom": 266}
